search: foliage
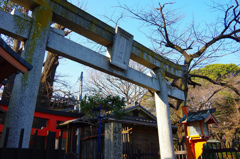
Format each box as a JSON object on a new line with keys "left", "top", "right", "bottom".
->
{"left": 190, "top": 64, "right": 240, "bottom": 83}
{"left": 84, "top": 62, "right": 156, "bottom": 115}
{"left": 211, "top": 89, "right": 240, "bottom": 143}
{"left": 85, "top": 61, "right": 152, "bottom": 106}
{"left": 120, "top": 1, "right": 240, "bottom": 143}
{"left": 80, "top": 91, "right": 127, "bottom": 119}
{"left": 187, "top": 64, "right": 240, "bottom": 142}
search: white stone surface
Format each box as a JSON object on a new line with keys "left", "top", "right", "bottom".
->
{"left": 46, "top": 31, "right": 160, "bottom": 92}
{"left": 12, "top": 0, "right": 187, "bottom": 79}
{"left": 47, "top": 30, "right": 185, "bottom": 100}
{"left": 11, "top": 9, "right": 32, "bottom": 22}
{"left": 166, "top": 83, "right": 185, "bottom": 101}
{"left": 0, "top": 1, "right": 187, "bottom": 157}
{"left": 0, "top": 6, "right": 52, "bottom": 148}
{"left": 104, "top": 122, "right": 122, "bottom": 159}
{"left": 50, "top": 27, "right": 65, "bottom": 37}
{"left": 154, "top": 69, "right": 175, "bottom": 159}
{"left": 131, "top": 42, "right": 188, "bottom": 78}
{"left": 107, "top": 27, "right": 133, "bottom": 70}
{"left": 0, "top": 9, "right": 32, "bottom": 41}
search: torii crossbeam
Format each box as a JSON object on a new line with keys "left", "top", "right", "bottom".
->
{"left": 0, "top": 1, "right": 187, "bottom": 158}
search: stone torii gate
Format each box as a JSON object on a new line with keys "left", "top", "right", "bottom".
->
{"left": 0, "top": 0, "right": 187, "bottom": 158}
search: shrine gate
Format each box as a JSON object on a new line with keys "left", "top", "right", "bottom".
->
{"left": 0, "top": 0, "right": 187, "bottom": 158}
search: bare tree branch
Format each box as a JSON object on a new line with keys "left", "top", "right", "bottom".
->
{"left": 198, "top": 88, "right": 223, "bottom": 111}
{"left": 190, "top": 74, "right": 240, "bottom": 96}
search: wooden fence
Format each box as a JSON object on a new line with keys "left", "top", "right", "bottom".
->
{"left": 80, "top": 135, "right": 104, "bottom": 159}
{"left": 174, "top": 143, "right": 188, "bottom": 159}
{"left": 122, "top": 127, "right": 132, "bottom": 159}
{"left": 200, "top": 140, "right": 240, "bottom": 159}
{"left": 0, "top": 127, "right": 65, "bottom": 159}
{"left": 80, "top": 127, "right": 188, "bottom": 159}
{"left": 121, "top": 126, "right": 187, "bottom": 159}
{"left": 122, "top": 143, "right": 187, "bottom": 159}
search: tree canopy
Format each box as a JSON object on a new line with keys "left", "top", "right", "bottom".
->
{"left": 1, "top": 0, "right": 239, "bottom": 144}
{"left": 190, "top": 63, "right": 240, "bottom": 82}
{"left": 80, "top": 91, "right": 127, "bottom": 119}
{"left": 84, "top": 62, "right": 155, "bottom": 114}
{"left": 187, "top": 64, "right": 240, "bottom": 142}
{"left": 191, "top": 63, "right": 240, "bottom": 79}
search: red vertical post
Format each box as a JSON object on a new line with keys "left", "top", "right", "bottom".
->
{"left": 47, "top": 118, "right": 57, "bottom": 132}
{"left": 200, "top": 121, "right": 204, "bottom": 136}
{"left": 182, "top": 106, "right": 195, "bottom": 159}
{"left": 182, "top": 106, "right": 189, "bottom": 117}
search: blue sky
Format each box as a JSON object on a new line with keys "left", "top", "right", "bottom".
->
{"left": 56, "top": 0, "right": 239, "bottom": 94}
{"left": 73, "top": 0, "right": 215, "bottom": 46}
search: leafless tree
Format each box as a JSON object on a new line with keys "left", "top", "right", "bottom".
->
{"left": 84, "top": 60, "right": 155, "bottom": 112}
{"left": 1, "top": 1, "right": 87, "bottom": 108}
{"left": 119, "top": 0, "right": 240, "bottom": 142}
{"left": 187, "top": 71, "right": 240, "bottom": 143}
{"left": 35, "top": 1, "right": 88, "bottom": 108}
{"left": 210, "top": 86, "right": 240, "bottom": 145}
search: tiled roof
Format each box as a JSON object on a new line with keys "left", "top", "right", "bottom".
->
{"left": 179, "top": 108, "right": 219, "bottom": 124}
{"left": 124, "top": 103, "right": 156, "bottom": 120}
{"left": 0, "top": 38, "right": 33, "bottom": 86}
{"left": 0, "top": 38, "right": 33, "bottom": 70}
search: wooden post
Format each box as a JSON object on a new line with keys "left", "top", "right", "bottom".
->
{"left": 46, "top": 131, "right": 56, "bottom": 159}
{"left": 182, "top": 106, "right": 195, "bottom": 159}
{"left": 66, "top": 124, "right": 72, "bottom": 153}
{"left": 31, "top": 130, "right": 38, "bottom": 159}
{"left": 71, "top": 126, "right": 77, "bottom": 153}
{"left": 183, "top": 123, "right": 195, "bottom": 159}
{"left": 17, "top": 129, "right": 24, "bottom": 159}
{"left": 58, "top": 131, "right": 64, "bottom": 159}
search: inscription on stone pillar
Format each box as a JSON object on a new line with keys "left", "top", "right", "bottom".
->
{"left": 113, "top": 125, "right": 122, "bottom": 158}
{"left": 104, "top": 122, "right": 122, "bottom": 159}
{"left": 107, "top": 26, "right": 133, "bottom": 70}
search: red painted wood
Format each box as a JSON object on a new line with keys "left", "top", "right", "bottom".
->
{"left": 0, "top": 105, "right": 76, "bottom": 138}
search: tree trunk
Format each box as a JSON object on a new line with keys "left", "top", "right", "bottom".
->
{"left": 176, "top": 124, "right": 184, "bottom": 143}
{"left": 36, "top": 52, "right": 59, "bottom": 108}
{"left": 32, "top": 24, "right": 64, "bottom": 130}
{"left": 172, "top": 63, "right": 189, "bottom": 143}
{"left": 36, "top": 23, "right": 63, "bottom": 108}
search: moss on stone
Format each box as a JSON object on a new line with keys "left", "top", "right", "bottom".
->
{"left": 21, "top": 6, "right": 52, "bottom": 85}
{"left": 13, "top": 13, "right": 32, "bottom": 37}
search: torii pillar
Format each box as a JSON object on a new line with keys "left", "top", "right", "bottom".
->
{"left": 154, "top": 68, "right": 175, "bottom": 159}
{"left": 0, "top": 6, "right": 52, "bottom": 148}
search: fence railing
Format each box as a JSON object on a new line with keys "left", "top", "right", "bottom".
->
{"left": 200, "top": 140, "right": 240, "bottom": 159}
{"left": 122, "top": 144, "right": 187, "bottom": 159}
{"left": 131, "top": 148, "right": 159, "bottom": 159}
{"left": 174, "top": 143, "right": 188, "bottom": 159}
{"left": 122, "top": 127, "right": 132, "bottom": 159}
{"left": 0, "top": 127, "right": 65, "bottom": 159}
{"left": 79, "top": 127, "right": 188, "bottom": 159}
{"left": 80, "top": 135, "right": 104, "bottom": 159}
